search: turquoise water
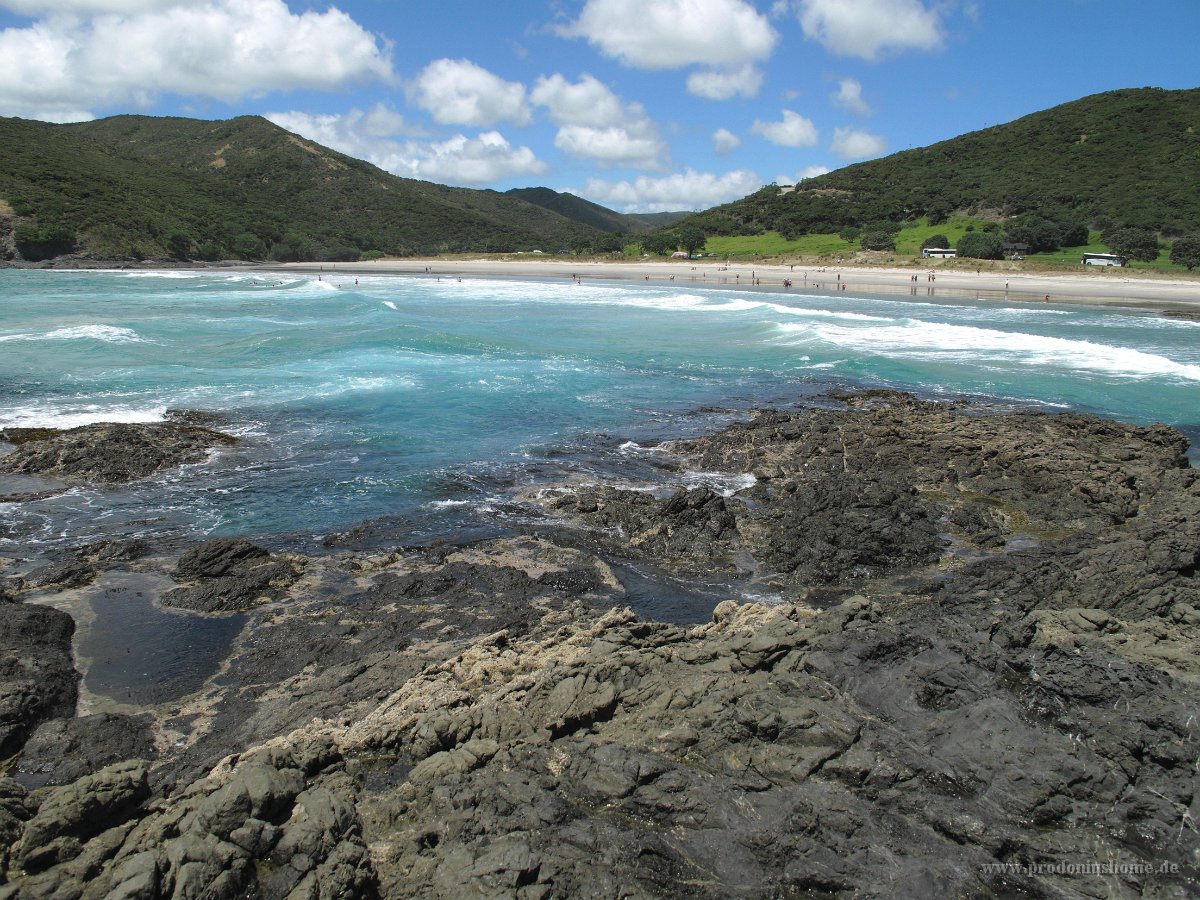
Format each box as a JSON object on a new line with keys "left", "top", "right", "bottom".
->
{"left": 2, "top": 268, "right": 1198, "bottom": 553}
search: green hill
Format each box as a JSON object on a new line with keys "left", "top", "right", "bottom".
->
{"left": 683, "top": 87, "right": 1200, "bottom": 242}
{"left": 0, "top": 114, "right": 607, "bottom": 261}
{"left": 505, "top": 186, "right": 687, "bottom": 234}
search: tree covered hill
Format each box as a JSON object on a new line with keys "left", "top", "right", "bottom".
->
{"left": 683, "top": 87, "right": 1200, "bottom": 242}
{"left": 505, "top": 187, "right": 687, "bottom": 234}
{"left": 0, "top": 114, "right": 607, "bottom": 261}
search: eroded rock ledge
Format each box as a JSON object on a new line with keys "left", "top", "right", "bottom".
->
{"left": 0, "top": 419, "right": 236, "bottom": 488}
{"left": 0, "top": 393, "right": 1196, "bottom": 898}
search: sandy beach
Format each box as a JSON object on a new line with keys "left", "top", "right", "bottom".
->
{"left": 263, "top": 256, "right": 1200, "bottom": 314}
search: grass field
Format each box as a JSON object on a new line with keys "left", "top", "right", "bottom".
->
{"left": 702, "top": 232, "right": 856, "bottom": 258}
{"left": 1025, "top": 230, "right": 1178, "bottom": 271}
{"left": 702, "top": 217, "right": 998, "bottom": 261}
{"left": 695, "top": 223, "right": 1186, "bottom": 273}
{"left": 891, "top": 217, "right": 994, "bottom": 255}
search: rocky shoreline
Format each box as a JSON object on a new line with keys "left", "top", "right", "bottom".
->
{"left": 0, "top": 392, "right": 1197, "bottom": 897}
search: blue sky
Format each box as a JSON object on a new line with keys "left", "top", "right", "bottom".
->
{"left": 1, "top": 1, "right": 1197, "bottom": 212}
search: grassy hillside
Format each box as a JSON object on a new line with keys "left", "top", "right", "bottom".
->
{"left": 702, "top": 216, "right": 994, "bottom": 260}
{"left": 684, "top": 88, "right": 1200, "bottom": 241}
{"left": 0, "top": 114, "right": 605, "bottom": 261}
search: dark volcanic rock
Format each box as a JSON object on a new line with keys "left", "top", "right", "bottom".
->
{"left": 321, "top": 515, "right": 413, "bottom": 550}
{"left": 2, "top": 394, "right": 1198, "bottom": 898}
{"left": 78, "top": 538, "right": 153, "bottom": 566}
{"left": 746, "top": 473, "right": 942, "bottom": 583}
{"left": 13, "top": 759, "right": 150, "bottom": 873}
{"left": 13, "top": 714, "right": 156, "bottom": 790}
{"left": 155, "top": 537, "right": 623, "bottom": 786}
{"left": 0, "top": 601, "right": 79, "bottom": 758}
{"left": 0, "top": 421, "right": 237, "bottom": 485}
{"left": 173, "top": 538, "right": 269, "bottom": 580}
{"left": 162, "top": 538, "right": 299, "bottom": 614}
{"left": 22, "top": 557, "right": 98, "bottom": 591}
{"left": 551, "top": 484, "right": 743, "bottom": 570}
{"left": 536, "top": 394, "right": 1190, "bottom": 599}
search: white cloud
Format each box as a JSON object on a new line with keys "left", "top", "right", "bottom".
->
{"left": 776, "top": 164, "right": 831, "bottom": 184}
{"left": 418, "top": 131, "right": 546, "bottom": 185}
{"left": 562, "top": 0, "right": 777, "bottom": 70}
{"left": 831, "top": 126, "right": 886, "bottom": 159}
{"left": 751, "top": 110, "right": 819, "bottom": 147}
{"left": 831, "top": 77, "right": 870, "bottom": 116}
{"left": 410, "top": 58, "right": 531, "bottom": 127}
{"left": 267, "top": 104, "right": 415, "bottom": 157}
{"left": 553, "top": 125, "right": 666, "bottom": 169}
{"left": 0, "top": 0, "right": 183, "bottom": 12}
{"left": 531, "top": 73, "right": 667, "bottom": 169}
{"left": 0, "top": 0, "right": 394, "bottom": 121}
{"left": 797, "top": 0, "right": 943, "bottom": 61}
{"left": 267, "top": 108, "right": 546, "bottom": 187}
{"left": 687, "top": 64, "right": 764, "bottom": 100}
{"left": 578, "top": 168, "right": 761, "bottom": 213}
{"left": 712, "top": 128, "right": 741, "bottom": 155}
{"left": 530, "top": 73, "right": 624, "bottom": 127}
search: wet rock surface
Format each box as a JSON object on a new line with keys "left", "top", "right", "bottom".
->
{"left": 1, "top": 393, "right": 1197, "bottom": 898}
{"left": 0, "top": 421, "right": 236, "bottom": 486}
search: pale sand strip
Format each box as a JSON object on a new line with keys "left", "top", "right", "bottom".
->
{"left": 265, "top": 258, "right": 1200, "bottom": 313}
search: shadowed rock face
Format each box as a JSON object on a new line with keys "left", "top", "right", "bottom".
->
{"left": 12, "top": 714, "right": 156, "bottom": 791}
{"left": 0, "top": 393, "right": 1197, "bottom": 898}
{"left": 161, "top": 538, "right": 300, "bottom": 614}
{"left": 0, "top": 603, "right": 78, "bottom": 759}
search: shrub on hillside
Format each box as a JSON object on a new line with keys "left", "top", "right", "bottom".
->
{"left": 1103, "top": 226, "right": 1161, "bottom": 262}
{"left": 861, "top": 230, "right": 896, "bottom": 251}
{"left": 957, "top": 232, "right": 1004, "bottom": 259}
{"left": 14, "top": 224, "right": 75, "bottom": 261}
{"left": 1169, "top": 234, "right": 1200, "bottom": 270}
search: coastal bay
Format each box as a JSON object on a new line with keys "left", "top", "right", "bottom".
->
{"left": 0, "top": 269, "right": 1197, "bottom": 896}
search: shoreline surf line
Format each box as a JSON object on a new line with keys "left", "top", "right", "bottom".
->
{"left": 257, "top": 258, "right": 1200, "bottom": 315}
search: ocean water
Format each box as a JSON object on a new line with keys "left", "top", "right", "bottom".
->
{"left": 2, "top": 268, "right": 1199, "bottom": 555}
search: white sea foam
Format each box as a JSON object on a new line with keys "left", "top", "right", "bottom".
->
{"left": 0, "top": 324, "right": 147, "bottom": 344}
{"left": 547, "top": 292, "right": 761, "bottom": 313}
{"left": 740, "top": 591, "right": 785, "bottom": 606}
{"left": 778, "top": 319, "right": 1200, "bottom": 381}
{"left": 757, "top": 301, "right": 892, "bottom": 322}
{"left": 382, "top": 301, "right": 398, "bottom": 310}
{"left": 0, "top": 404, "right": 168, "bottom": 430}
{"left": 110, "top": 270, "right": 206, "bottom": 279}
{"left": 305, "top": 375, "right": 420, "bottom": 398}
{"left": 680, "top": 471, "right": 758, "bottom": 496}
{"left": 618, "top": 440, "right": 668, "bottom": 454}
